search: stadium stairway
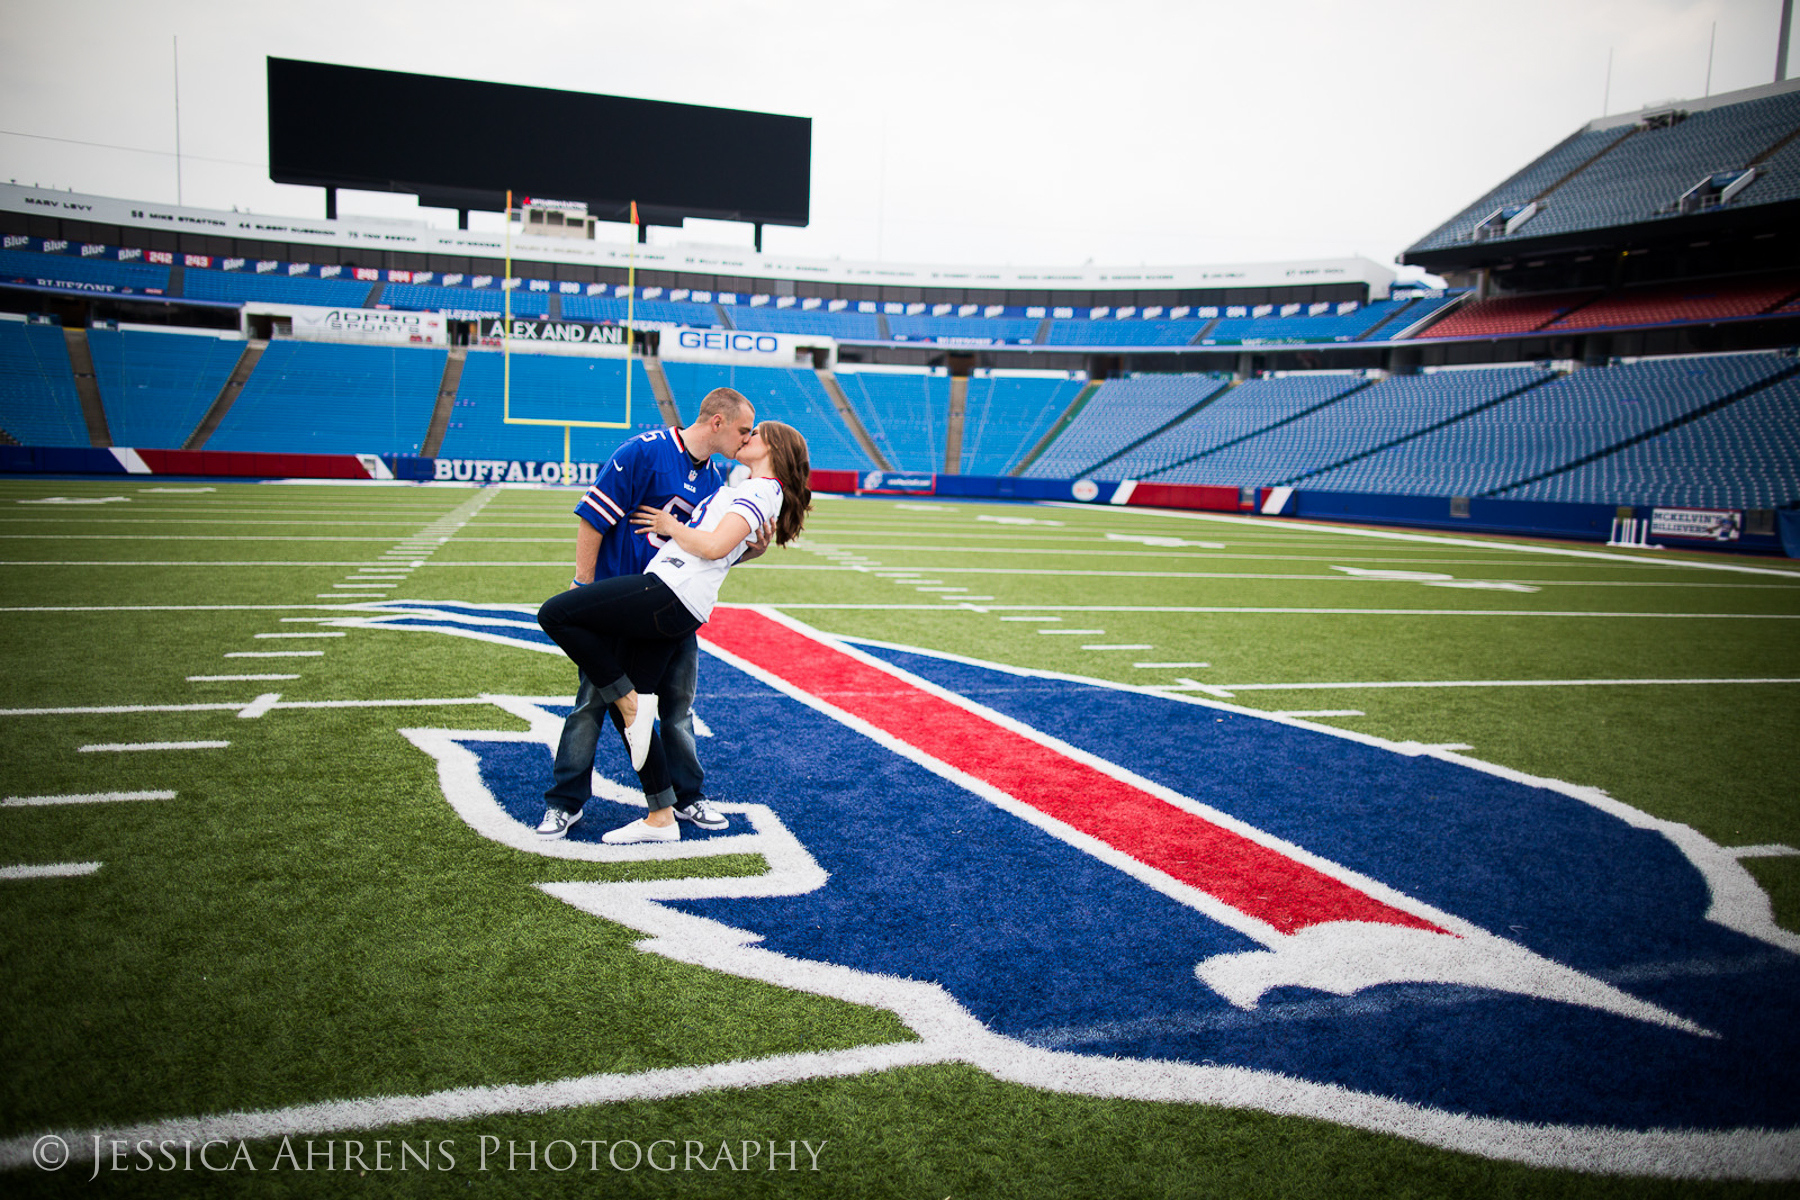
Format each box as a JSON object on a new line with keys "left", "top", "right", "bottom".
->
{"left": 643, "top": 358, "right": 684, "bottom": 425}
{"left": 1483, "top": 357, "right": 1800, "bottom": 497}
{"left": 184, "top": 339, "right": 266, "bottom": 450}
{"left": 61, "top": 327, "right": 111, "bottom": 447}
{"left": 1354, "top": 298, "right": 1418, "bottom": 341}
{"left": 420, "top": 346, "right": 467, "bottom": 458}
{"left": 1011, "top": 380, "right": 1099, "bottom": 477}
{"left": 943, "top": 373, "right": 968, "bottom": 474}
{"left": 814, "top": 366, "right": 891, "bottom": 470}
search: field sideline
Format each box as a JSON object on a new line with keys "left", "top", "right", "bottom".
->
{"left": 1, "top": 476, "right": 1796, "bottom": 1199}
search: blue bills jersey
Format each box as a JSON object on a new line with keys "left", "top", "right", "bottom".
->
{"left": 574, "top": 427, "right": 725, "bottom": 581}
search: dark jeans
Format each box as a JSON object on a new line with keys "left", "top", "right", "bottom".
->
{"left": 546, "top": 640, "right": 702, "bottom": 815}
{"left": 537, "top": 575, "right": 702, "bottom": 810}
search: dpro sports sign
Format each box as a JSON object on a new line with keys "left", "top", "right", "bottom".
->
{"left": 338, "top": 602, "right": 1798, "bottom": 1178}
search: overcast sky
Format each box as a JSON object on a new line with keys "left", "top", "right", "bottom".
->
{"left": 1, "top": 0, "right": 1793, "bottom": 279}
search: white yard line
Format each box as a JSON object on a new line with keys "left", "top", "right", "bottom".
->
{"left": 0, "top": 862, "right": 101, "bottom": 880}
{"left": 768, "top": 604, "right": 1800, "bottom": 618}
{"left": 187, "top": 674, "right": 301, "bottom": 682}
{"left": 1038, "top": 504, "right": 1800, "bottom": 580}
{"left": 3, "top": 791, "right": 175, "bottom": 806}
{"left": 77, "top": 740, "right": 231, "bottom": 751}
{"left": 1201, "top": 678, "right": 1800, "bottom": 697}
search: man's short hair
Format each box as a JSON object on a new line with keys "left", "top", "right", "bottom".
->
{"left": 697, "top": 387, "right": 749, "bottom": 423}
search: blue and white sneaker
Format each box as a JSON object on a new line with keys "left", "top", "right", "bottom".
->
{"left": 673, "top": 798, "right": 728, "bottom": 830}
{"left": 535, "top": 806, "right": 582, "bottom": 838}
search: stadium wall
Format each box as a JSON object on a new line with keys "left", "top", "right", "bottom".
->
{"left": 3, "top": 447, "right": 1782, "bottom": 555}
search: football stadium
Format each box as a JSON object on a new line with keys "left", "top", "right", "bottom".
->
{"left": 2, "top": 6, "right": 1799, "bottom": 1197}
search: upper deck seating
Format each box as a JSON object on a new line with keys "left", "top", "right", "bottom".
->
{"left": 182, "top": 269, "right": 373, "bottom": 307}
{"left": 0, "top": 248, "right": 170, "bottom": 295}
{"left": 886, "top": 315, "right": 1041, "bottom": 343}
{"left": 0, "top": 320, "right": 87, "bottom": 446}
{"left": 1416, "top": 292, "right": 1601, "bottom": 340}
{"left": 561, "top": 296, "right": 723, "bottom": 326}
{"left": 726, "top": 307, "right": 884, "bottom": 340}
{"left": 87, "top": 328, "right": 243, "bottom": 449}
{"left": 1543, "top": 274, "right": 1800, "bottom": 331}
{"left": 382, "top": 284, "right": 549, "bottom": 318}
{"left": 1408, "top": 87, "right": 1800, "bottom": 255}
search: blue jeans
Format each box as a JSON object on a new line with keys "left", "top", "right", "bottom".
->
{"left": 544, "top": 631, "right": 704, "bottom": 815}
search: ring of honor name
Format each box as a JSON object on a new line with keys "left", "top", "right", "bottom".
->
{"left": 340, "top": 600, "right": 1800, "bottom": 1178}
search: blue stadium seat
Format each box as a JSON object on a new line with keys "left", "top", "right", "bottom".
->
{"left": 439, "top": 351, "right": 658, "bottom": 463}
{"left": 835, "top": 370, "right": 950, "bottom": 473}
{"left": 0, "top": 248, "right": 171, "bottom": 295}
{"left": 206, "top": 340, "right": 445, "bottom": 455}
{"left": 560, "top": 296, "right": 720, "bottom": 326}
{"left": 1150, "top": 367, "right": 1550, "bottom": 486}
{"left": 1303, "top": 353, "right": 1795, "bottom": 497}
{"left": 182, "top": 270, "right": 373, "bottom": 307}
{"left": 958, "top": 374, "right": 1085, "bottom": 476}
{"left": 726, "top": 307, "right": 883, "bottom": 340}
{"left": 87, "top": 328, "right": 244, "bottom": 449}
{"left": 1094, "top": 374, "right": 1364, "bottom": 481}
{"left": 0, "top": 321, "right": 87, "bottom": 446}
{"left": 1025, "top": 374, "right": 1231, "bottom": 479}
{"left": 1495, "top": 359, "right": 1800, "bottom": 508}
{"left": 382, "top": 284, "right": 549, "bottom": 318}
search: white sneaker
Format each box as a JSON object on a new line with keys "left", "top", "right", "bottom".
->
{"left": 621, "top": 693, "right": 659, "bottom": 772}
{"left": 536, "top": 806, "right": 582, "bottom": 838}
{"left": 601, "top": 817, "right": 680, "bottom": 845}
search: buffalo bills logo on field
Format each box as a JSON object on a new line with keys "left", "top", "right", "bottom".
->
{"left": 341, "top": 600, "right": 1800, "bottom": 1177}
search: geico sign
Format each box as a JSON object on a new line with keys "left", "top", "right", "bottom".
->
{"left": 676, "top": 330, "right": 781, "bottom": 354}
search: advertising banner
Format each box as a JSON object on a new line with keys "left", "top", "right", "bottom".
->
{"left": 857, "top": 471, "right": 936, "bottom": 495}
{"left": 432, "top": 458, "right": 599, "bottom": 484}
{"left": 1651, "top": 507, "right": 1742, "bottom": 541}
{"left": 286, "top": 307, "right": 446, "bottom": 345}
{"left": 475, "top": 318, "right": 626, "bottom": 350}
{"left": 660, "top": 327, "right": 831, "bottom": 368}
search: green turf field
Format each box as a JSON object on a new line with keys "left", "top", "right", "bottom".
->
{"left": 1, "top": 477, "right": 1796, "bottom": 1198}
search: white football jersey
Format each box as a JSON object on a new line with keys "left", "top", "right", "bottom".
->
{"left": 647, "top": 476, "right": 783, "bottom": 621}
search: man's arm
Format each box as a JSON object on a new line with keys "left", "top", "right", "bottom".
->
{"left": 569, "top": 437, "right": 654, "bottom": 587}
{"left": 571, "top": 520, "right": 604, "bottom": 587}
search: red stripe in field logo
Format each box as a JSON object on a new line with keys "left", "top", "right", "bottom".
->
{"left": 701, "top": 607, "right": 1443, "bottom": 937}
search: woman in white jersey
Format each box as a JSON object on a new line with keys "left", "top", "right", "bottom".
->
{"left": 537, "top": 421, "right": 812, "bottom": 844}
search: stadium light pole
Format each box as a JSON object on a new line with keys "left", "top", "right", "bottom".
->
{"left": 171, "top": 36, "right": 181, "bottom": 206}
{"left": 1779, "top": 0, "right": 1793, "bottom": 82}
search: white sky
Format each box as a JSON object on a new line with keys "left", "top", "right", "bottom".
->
{"left": 1, "top": 0, "right": 1793, "bottom": 280}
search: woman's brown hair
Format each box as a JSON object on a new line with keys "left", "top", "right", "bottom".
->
{"left": 758, "top": 421, "right": 812, "bottom": 546}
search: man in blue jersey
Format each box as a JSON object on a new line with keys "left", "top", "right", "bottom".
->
{"left": 536, "top": 387, "right": 757, "bottom": 838}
